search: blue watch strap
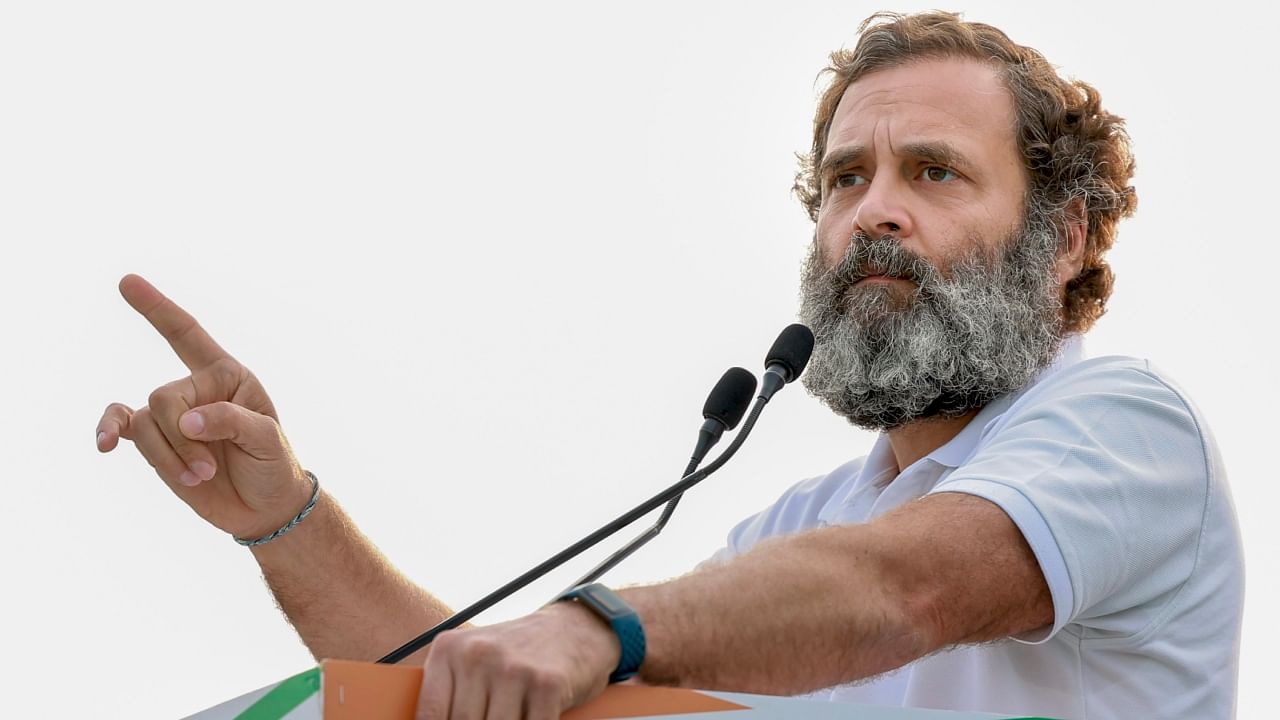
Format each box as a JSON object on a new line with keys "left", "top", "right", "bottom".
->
{"left": 555, "top": 583, "right": 646, "bottom": 683}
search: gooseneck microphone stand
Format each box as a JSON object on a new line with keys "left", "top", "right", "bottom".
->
{"left": 377, "top": 324, "right": 813, "bottom": 664}
{"left": 377, "top": 395, "right": 772, "bottom": 664}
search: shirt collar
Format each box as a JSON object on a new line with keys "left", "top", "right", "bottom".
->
{"left": 860, "top": 433, "right": 900, "bottom": 488}
{"left": 927, "top": 333, "right": 1088, "bottom": 468}
{"left": 861, "top": 334, "right": 1088, "bottom": 476}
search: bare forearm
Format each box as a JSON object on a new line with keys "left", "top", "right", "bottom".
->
{"left": 624, "top": 525, "right": 930, "bottom": 695}
{"left": 620, "top": 494, "right": 1051, "bottom": 695}
{"left": 250, "top": 491, "right": 451, "bottom": 664}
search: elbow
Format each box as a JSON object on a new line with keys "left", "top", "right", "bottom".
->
{"left": 897, "top": 584, "right": 950, "bottom": 656}
{"left": 835, "top": 559, "right": 946, "bottom": 678}
{"left": 861, "top": 543, "right": 953, "bottom": 668}
{"left": 823, "top": 583, "right": 939, "bottom": 685}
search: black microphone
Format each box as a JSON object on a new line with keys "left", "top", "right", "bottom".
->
{"left": 692, "top": 366, "right": 759, "bottom": 467}
{"left": 568, "top": 327, "right": 813, "bottom": 593}
{"left": 565, "top": 367, "right": 757, "bottom": 590}
{"left": 377, "top": 326, "right": 812, "bottom": 665}
{"left": 759, "top": 323, "right": 815, "bottom": 402}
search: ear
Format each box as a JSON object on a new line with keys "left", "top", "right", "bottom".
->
{"left": 1055, "top": 197, "right": 1088, "bottom": 287}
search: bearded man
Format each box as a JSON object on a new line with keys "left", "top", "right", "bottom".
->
{"left": 98, "top": 10, "right": 1243, "bottom": 720}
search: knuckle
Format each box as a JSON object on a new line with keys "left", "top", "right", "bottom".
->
{"left": 199, "top": 401, "right": 226, "bottom": 427}
{"left": 104, "top": 402, "right": 131, "bottom": 417}
{"left": 147, "top": 385, "right": 174, "bottom": 409}
{"left": 429, "top": 630, "right": 459, "bottom": 655}
{"left": 498, "top": 659, "right": 534, "bottom": 684}
{"left": 458, "top": 635, "right": 502, "bottom": 666}
{"left": 211, "top": 357, "right": 244, "bottom": 386}
{"left": 527, "top": 667, "right": 562, "bottom": 694}
{"left": 211, "top": 356, "right": 239, "bottom": 373}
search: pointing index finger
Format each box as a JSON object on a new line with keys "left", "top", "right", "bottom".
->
{"left": 119, "top": 274, "right": 231, "bottom": 370}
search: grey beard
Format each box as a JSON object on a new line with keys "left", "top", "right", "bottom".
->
{"left": 798, "top": 201, "right": 1064, "bottom": 431}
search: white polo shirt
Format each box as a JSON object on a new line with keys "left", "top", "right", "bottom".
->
{"left": 708, "top": 337, "right": 1244, "bottom": 719}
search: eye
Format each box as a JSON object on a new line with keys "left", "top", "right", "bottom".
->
{"left": 922, "top": 166, "right": 958, "bottom": 183}
{"left": 834, "top": 172, "right": 869, "bottom": 188}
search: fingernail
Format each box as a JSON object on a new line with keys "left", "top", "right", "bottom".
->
{"left": 180, "top": 411, "right": 204, "bottom": 436}
{"left": 179, "top": 470, "right": 201, "bottom": 487}
{"left": 96, "top": 431, "right": 107, "bottom": 448}
{"left": 191, "top": 460, "right": 215, "bottom": 481}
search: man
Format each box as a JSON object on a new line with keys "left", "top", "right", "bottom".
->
{"left": 97, "top": 11, "right": 1243, "bottom": 720}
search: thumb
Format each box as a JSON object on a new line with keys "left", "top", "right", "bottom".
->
{"left": 179, "top": 402, "right": 285, "bottom": 459}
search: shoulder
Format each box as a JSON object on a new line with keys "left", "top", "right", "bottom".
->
{"left": 1015, "top": 354, "right": 1203, "bottom": 420}
{"left": 955, "top": 351, "right": 1218, "bottom": 523}
{"left": 984, "top": 354, "right": 1213, "bottom": 467}
{"left": 937, "top": 353, "right": 1230, "bottom": 632}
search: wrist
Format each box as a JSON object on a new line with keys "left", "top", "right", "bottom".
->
{"left": 545, "top": 599, "right": 622, "bottom": 677}
{"left": 554, "top": 583, "right": 645, "bottom": 683}
{"left": 247, "top": 486, "right": 334, "bottom": 564}
{"left": 236, "top": 464, "right": 315, "bottom": 536}
{"left": 235, "top": 470, "right": 321, "bottom": 547}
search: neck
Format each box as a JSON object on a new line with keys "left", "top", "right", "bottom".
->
{"left": 884, "top": 410, "right": 979, "bottom": 474}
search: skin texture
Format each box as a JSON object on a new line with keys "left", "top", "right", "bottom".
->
{"left": 624, "top": 491, "right": 1053, "bottom": 693}
{"left": 100, "top": 57, "right": 1082, "bottom": 719}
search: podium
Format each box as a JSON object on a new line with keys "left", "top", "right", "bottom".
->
{"left": 185, "top": 660, "right": 1055, "bottom": 719}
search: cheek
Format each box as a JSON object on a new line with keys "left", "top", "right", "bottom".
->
{"left": 926, "top": 219, "right": 1004, "bottom": 271}
{"left": 815, "top": 208, "right": 849, "bottom": 265}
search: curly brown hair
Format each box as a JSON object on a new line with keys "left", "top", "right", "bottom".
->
{"left": 794, "top": 11, "right": 1138, "bottom": 333}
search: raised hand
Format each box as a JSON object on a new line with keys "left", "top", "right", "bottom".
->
{"left": 97, "top": 274, "right": 312, "bottom": 540}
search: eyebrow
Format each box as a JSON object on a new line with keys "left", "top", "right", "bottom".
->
{"left": 817, "top": 146, "right": 869, "bottom": 181}
{"left": 818, "top": 141, "right": 974, "bottom": 181}
{"left": 902, "top": 141, "right": 972, "bottom": 172}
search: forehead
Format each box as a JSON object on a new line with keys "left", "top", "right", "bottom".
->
{"left": 826, "top": 57, "right": 1019, "bottom": 163}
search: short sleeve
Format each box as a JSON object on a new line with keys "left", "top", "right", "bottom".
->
{"left": 930, "top": 359, "right": 1210, "bottom": 642}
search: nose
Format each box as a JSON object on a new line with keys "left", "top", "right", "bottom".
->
{"left": 852, "top": 176, "right": 913, "bottom": 239}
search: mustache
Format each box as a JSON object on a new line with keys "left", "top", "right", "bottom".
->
{"left": 827, "top": 233, "right": 938, "bottom": 287}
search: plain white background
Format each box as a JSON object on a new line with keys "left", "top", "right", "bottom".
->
{"left": 1, "top": 1, "right": 1274, "bottom": 717}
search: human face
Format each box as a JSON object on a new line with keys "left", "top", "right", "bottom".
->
{"left": 798, "top": 201, "right": 1063, "bottom": 431}
{"left": 799, "top": 58, "right": 1066, "bottom": 431}
{"left": 814, "top": 57, "right": 1029, "bottom": 275}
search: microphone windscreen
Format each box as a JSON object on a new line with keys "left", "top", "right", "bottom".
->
{"left": 703, "top": 367, "right": 758, "bottom": 430}
{"left": 765, "top": 324, "right": 815, "bottom": 382}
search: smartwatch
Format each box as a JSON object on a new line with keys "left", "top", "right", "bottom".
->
{"left": 555, "top": 583, "right": 646, "bottom": 682}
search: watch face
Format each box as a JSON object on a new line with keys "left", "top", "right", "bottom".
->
{"left": 565, "top": 584, "right": 645, "bottom": 682}
{"left": 583, "top": 585, "right": 629, "bottom": 619}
